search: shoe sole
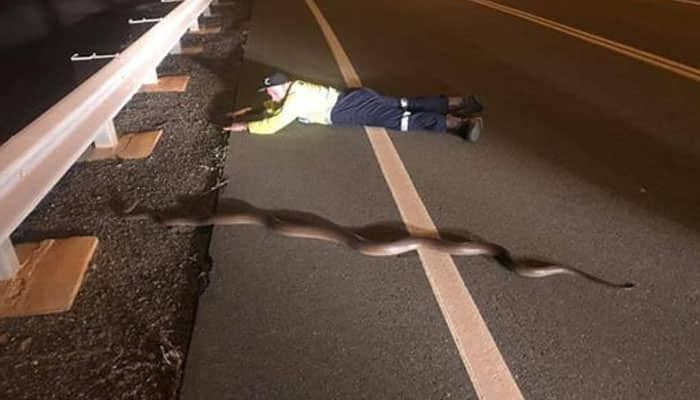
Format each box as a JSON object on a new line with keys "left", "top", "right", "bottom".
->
{"left": 467, "top": 117, "right": 483, "bottom": 143}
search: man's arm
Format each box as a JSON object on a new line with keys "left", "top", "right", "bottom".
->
{"left": 245, "top": 100, "right": 298, "bottom": 134}
{"left": 228, "top": 100, "right": 279, "bottom": 121}
{"left": 226, "top": 106, "right": 254, "bottom": 118}
{"left": 223, "top": 122, "right": 250, "bottom": 133}
{"left": 224, "top": 101, "right": 298, "bottom": 134}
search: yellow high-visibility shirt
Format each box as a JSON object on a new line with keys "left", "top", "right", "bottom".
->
{"left": 248, "top": 80, "right": 340, "bottom": 135}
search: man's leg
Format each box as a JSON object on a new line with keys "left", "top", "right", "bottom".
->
{"left": 446, "top": 95, "right": 483, "bottom": 116}
{"left": 400, "top": 95, "right": 483, "bottom": 116}
{"left": 445, "top": 114, "right": 483, "bottom": 143}
{"left": 358, "top": 90, "right": 448, "bottom": 114}
{"left": 331, "top": 88, "right": 387, "bottom": 126}
{"left": 361, "top": 93, "right": 447, "bottom": 132}
{"left": 402, "top": 111, "right": 447, "bottom": 132}
{"left": 400, "top": 96, "right": 449, "bottom": 113}
{"left": 388, "top": 111, "right": 481, "bottom": 143}
{"left": 331, "top": 88, "right": 481, "bottom": 141}
{"left": 332, "top": 91, "right": 443, "bottom": 131}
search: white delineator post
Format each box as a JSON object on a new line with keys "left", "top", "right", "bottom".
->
{"left": 170, "top": 40, "right": 183, "bottom": 55}
{"left": 93, "top": 120, "right": 119, "bottom": 149}
{"left": 0, "top": 0, "right": 216, "bottom": 315}
{"left": 143, "top": 68, "right": 160, "bottom": 85}
{"left": 0, "top": 238, "right": 20, "bottom": 280}
{"left": 190, "top": 18, "right": 200, "bottom": 32}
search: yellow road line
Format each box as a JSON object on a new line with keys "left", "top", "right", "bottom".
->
{"left": 669, "top": 0, "right": 700, "bottom": 6}
{"left": 304, "top": 0, "right": 525, "bottom": 399}
{"left": 465, "top": 0, "right": 700, "bottom": 82}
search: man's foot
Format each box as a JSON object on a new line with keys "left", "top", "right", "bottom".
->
{"left": 446, "top": 115, "right": 483, "bottom": 142}
{"left": 449, "top": 95, "right": 483, "bottom": 117}
{"left": 459, "top": 116, "right": 483, "bottom": 142}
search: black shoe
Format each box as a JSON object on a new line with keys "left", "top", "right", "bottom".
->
{"left": 453, "top": 95, "right": 483, "bottom": 117}
{"left": 458, "top": 116, "right": 483, "bottom": 143}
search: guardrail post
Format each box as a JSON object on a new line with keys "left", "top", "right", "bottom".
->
{"left": 170, "top": 40, "right": 183, "bottom": 55}
{"left": 143, "top": 68, "right": 160, "bottom": 85}
{"left": 94, "top": 120, "right": 119, "bottom": 149}
{"left": 0, "top": 238, "right": 20, "bottom": 281}
{"left": 189, "top": 18, "right": 200, "bottom": 32}
{"left": 0, "top": 0, "right": 213, "bottom": 315}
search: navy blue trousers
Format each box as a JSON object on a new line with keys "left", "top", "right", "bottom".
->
{"left": 330, "top": 88, "right": 448, "bottom": 132}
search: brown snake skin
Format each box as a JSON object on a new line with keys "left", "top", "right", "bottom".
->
{"left": 121, "top": 200, "right": 634, "bottom": 289}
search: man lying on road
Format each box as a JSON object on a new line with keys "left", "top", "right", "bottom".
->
{"left": 224, "top": 72, "right": 484, "bottom": 142}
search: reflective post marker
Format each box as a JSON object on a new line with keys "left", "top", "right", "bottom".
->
{"left": 0, "top": 238, "right": 19, "bottom": 281}
{"left": 93, "top": 120, "right": 119, "bottom": 149}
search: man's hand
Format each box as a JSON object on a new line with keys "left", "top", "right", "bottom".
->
{"left": 223, "top": 122, "right": 249, "bottom": 133}
{"left": 226, "top": 107, "right": 253, "bottom": 118}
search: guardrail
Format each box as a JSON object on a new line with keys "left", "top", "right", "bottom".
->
{"left": 0, "top": 0, "right": 217, "bottom": 279}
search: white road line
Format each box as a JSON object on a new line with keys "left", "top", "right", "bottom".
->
{"left": 464, "top": 0, "right": 700, "bottom": 83}
{"left": 304, "top": 1, "right": 525, "bottom": 399}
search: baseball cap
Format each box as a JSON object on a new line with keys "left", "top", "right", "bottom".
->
{"left": 257, "top": 72, "right": 290, "bottom": 92}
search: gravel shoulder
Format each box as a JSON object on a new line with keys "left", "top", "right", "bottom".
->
{"left": 0, "top": 2, "right": 251, "bottom": 399}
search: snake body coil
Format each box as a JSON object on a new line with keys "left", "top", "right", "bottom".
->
{"left": 123, "top": 200, "right": 634, "bottom": 290}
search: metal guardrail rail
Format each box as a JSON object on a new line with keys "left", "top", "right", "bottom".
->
{"left": 0, "top": 0, "right": 216, "bottom": 278}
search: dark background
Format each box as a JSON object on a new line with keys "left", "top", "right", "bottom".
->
{"left": 0, "top": 0, "right": 176, "bottom": 143}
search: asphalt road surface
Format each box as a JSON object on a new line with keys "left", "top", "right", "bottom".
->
{"left": 181, "top": 0, "right": 700, "bottom": 399}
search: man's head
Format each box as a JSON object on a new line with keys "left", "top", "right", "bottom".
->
{"left": 258, "top": 72, "right": 291, "bottom": 102}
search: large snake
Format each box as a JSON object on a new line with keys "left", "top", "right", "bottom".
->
{"left": 119, "top": 199, "right": 634, "bottom": 289}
